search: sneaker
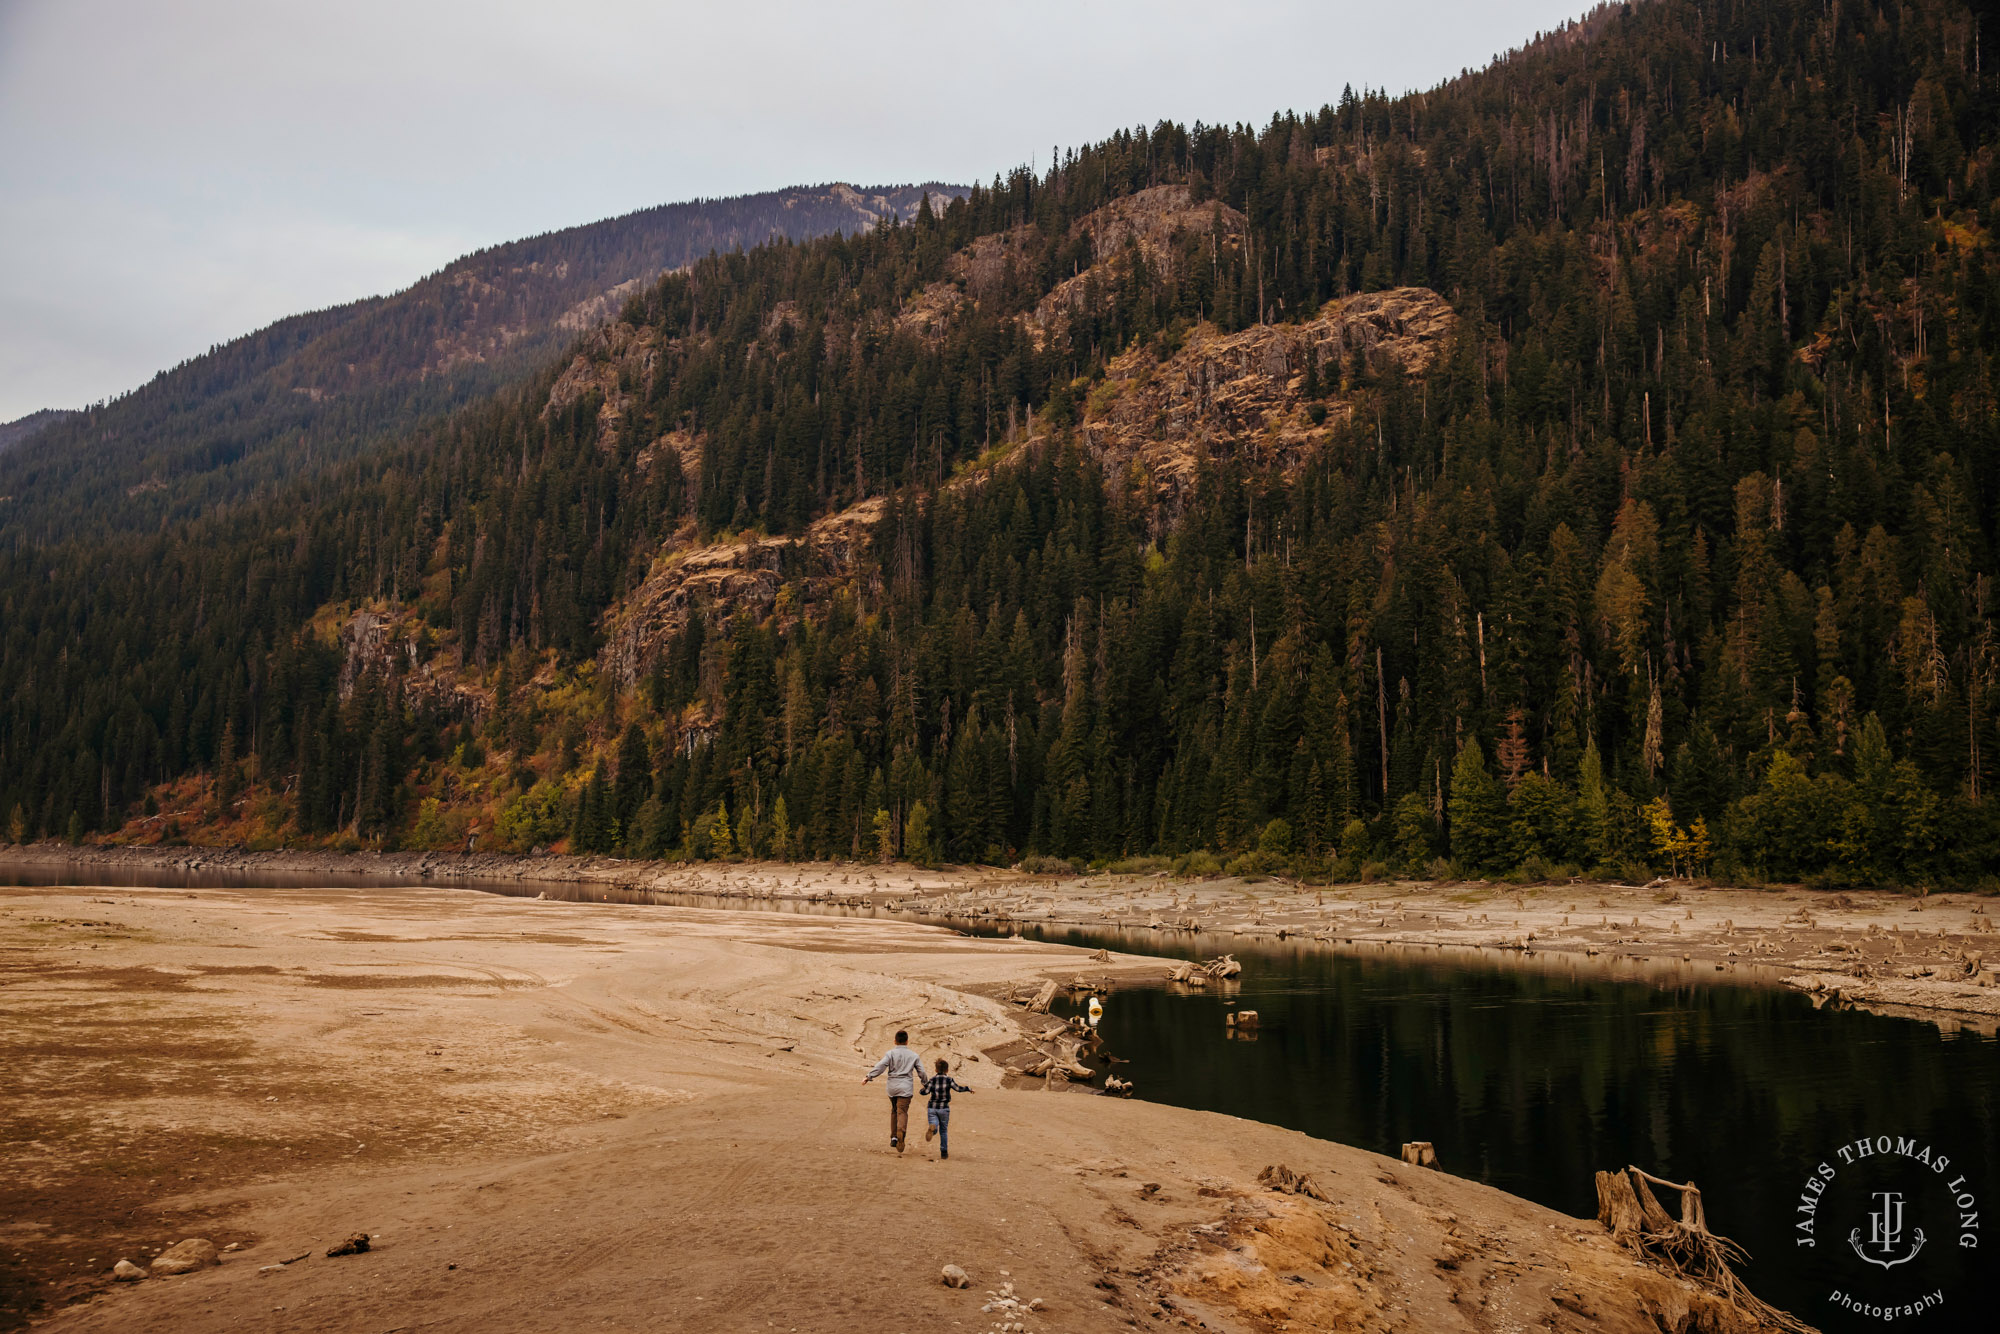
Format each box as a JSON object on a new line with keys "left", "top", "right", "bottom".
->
{"left": 925, "top": 1125, "right": 937, "bottom": 1142}
{"left": 890, "top": 1136, "right": 899, "bottom": 1149}
{"left": 940, "top": 1151, "right": 949, "bottom": 1160}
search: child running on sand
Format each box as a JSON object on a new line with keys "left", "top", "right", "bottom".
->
{"left": 919, "top": 1058, "right": 973, "bottom": 1160}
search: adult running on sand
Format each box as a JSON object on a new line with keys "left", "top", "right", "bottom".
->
{"left": 862, "top": 1029, "right": 925, "bottom": 1153}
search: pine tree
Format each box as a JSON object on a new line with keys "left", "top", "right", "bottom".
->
{"left": 572, "top": 770, "right": 608, "bottom": 852}
{"left": 217, "top": 720, "right": 241, "bottom": 809}
{"left": 1448, "top": 739, "right": 1506, "bottom": 872}
{"left": 613, "top": 723, "right": 651, "bottom": 839}
{"left": 770, "top": 795, "right": 791, "bottom": 859}
{"left": 905, "top": 800, "right": 935, "bottom": 866}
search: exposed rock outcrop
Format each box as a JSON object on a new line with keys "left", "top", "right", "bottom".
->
{"left": 1030, "top": 185, "right": 1247, "bottom": 347}
{"left": 541, "top": 322, "right": 665, "bottom": 452}
{"left": 1079, "top": 286, "right": 1457, "bottom": 510}
{"left": 331, "top": 606, "right": 482, "bottom": 716}
{"left": 601, "top": 498, "right": 886, "bottom": 685}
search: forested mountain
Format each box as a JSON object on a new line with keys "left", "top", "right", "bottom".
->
{"left": 3, "top": 0, "right": 1998, "bottom": 891}
{"left": 0, "top": 183, "right": 962, "bottom": 541}
{"left": 0, "top": 409, "right": 74, "bottom": 457}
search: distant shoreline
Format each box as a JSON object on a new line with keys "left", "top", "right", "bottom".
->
{"left": 0, "top": 839, "right": 683, "bottom": 886}
{"left": 6, "top": 842, "right": 1998, "bottom": 1029}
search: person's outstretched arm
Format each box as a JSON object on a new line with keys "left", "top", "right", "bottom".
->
{"left": 863, "top": 1052, "right": 891, "bottom": 1083}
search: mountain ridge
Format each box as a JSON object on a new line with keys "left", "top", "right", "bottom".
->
{"left": 0, "top": 181, "right": 965, "bottom": 538}
{"left": 0, "top": 408, "right": 77, "bottom": 457}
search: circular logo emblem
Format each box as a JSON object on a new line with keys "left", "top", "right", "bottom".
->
{"left": 1795, "top": 1135, "right": 1979, "bottom": 1324}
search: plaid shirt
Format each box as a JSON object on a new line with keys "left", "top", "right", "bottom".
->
{"left": 921, "top": 1074, "right": 970, "bottom": 1108}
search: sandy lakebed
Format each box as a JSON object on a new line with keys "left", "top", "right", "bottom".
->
{"left": 5, "top": 848, "right": 1989, "bottom": 1332}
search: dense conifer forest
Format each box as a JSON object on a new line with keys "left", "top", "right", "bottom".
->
{"left": 4, "top": 0, "right": 1998, "bottom": 889}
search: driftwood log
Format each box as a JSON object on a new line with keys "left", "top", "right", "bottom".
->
{"left": 1594, "top": 1166, "right": 1813, "bottom": 1334}
{"left": 1023, "top": 980, "right": 1059, "bottom": 1013}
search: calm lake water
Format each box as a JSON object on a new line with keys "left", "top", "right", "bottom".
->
{"left": 9, "top": 865, "right": 1994, "bottom": 1331}
{"left": 1042, "top": 938, "right": 1995, "bottom": 1333}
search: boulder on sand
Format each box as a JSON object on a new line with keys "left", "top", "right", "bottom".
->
{"left": 111, "top": 1260, "right": 147, "bottom": 1281}
{"left": 941, "top": 1263, "right": 972, "bottom": 1288}
{"left": 326, "top": 1233, "right": 372, "bottom": 1257}
{"left": 150, "top": 1238, "right": 218, "bottom": 1275}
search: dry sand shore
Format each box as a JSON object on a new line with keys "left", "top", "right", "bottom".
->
{"left": 2, "top": 872, "right": 1803, "bottom": 1333}
{"left": 9, "top": 843, "right": 1998, "bottom": 1027}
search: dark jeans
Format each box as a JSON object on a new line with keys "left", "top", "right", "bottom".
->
{"left": 888, "top": 1095, "right": 911, "bottom": 1146}
{"left": 927, "top": 1106, "right": 951, "bottom": 1156}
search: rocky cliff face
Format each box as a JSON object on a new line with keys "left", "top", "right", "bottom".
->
{"left": 600, "top": 498, "right": 887, "bottom": 687}
{"left": 540, "top": 321, "right": 666, "bottom": 453}
{"left": 1080, "top": 286, "right": 1457, "bottom": 508}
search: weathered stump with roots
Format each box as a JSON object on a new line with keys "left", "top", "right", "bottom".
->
{"left": 1258, "top": 1163, "right": 1332, "bottom": 1201}
{"left": 1594, "top": 1166, "right": 1814, "bottom": 1334}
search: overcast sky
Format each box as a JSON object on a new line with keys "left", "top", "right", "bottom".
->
{"left": 0, "top": 0, "right": 1589, "bottom": 421}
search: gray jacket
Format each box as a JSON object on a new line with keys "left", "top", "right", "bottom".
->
{"left": 866, "top": 1045, "right": 925, "bottom": 1096}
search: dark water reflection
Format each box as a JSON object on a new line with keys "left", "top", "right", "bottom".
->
{"left": 7, "top": 866, "right": 1993, "bottom": 1330}
{"left": 1021, "top": 931, "right": 1996, "bottom": 1334}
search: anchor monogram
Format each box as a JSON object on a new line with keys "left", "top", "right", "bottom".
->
{"left": 1848, "top": 1190, "right": 1927, "bottom": 1270}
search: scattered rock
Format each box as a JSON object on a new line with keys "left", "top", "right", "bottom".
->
{"left": 149, "top": 1238, "right": 218, "bottom": 1275}
{"left": 325, "top": 1233, "right": 371, "bottom": 1257}
{"left": 112, "top": 1260, "right": 147, "bottom": 1282}
{"left": 980, "top": 1279, "right": 1045, "bottom": 1320}
{"left": 941, "top": 1263, "right": 972, "bottom": 1288}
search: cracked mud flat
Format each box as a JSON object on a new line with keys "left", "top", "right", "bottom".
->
{"left": 0, "top": 878, "right": 1802, "bottom": 1333}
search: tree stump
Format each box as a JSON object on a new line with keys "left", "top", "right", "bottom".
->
{"left": 1399, "top": 1141, "right": 1437, "bottom": 1168}
{"left": 1594, "top": 1169, "right": 1647, "bottom": 1243}
{"left": 1258, "top": 1163, "right": 1333, "bottom": 1201}
{"left": 1591, "top": 1166, "right": 1811, "bottom": 1333}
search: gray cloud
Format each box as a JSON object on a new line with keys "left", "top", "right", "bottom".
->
{"left": 0, "top": 0, "right": 1588, "bottom": 419}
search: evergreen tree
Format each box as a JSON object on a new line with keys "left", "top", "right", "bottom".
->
{"left": 1448, "top": 739, "right": 1506, "bottom": 872}
{"left": 905, "top": 800, "right": 935, "bottom": 866}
